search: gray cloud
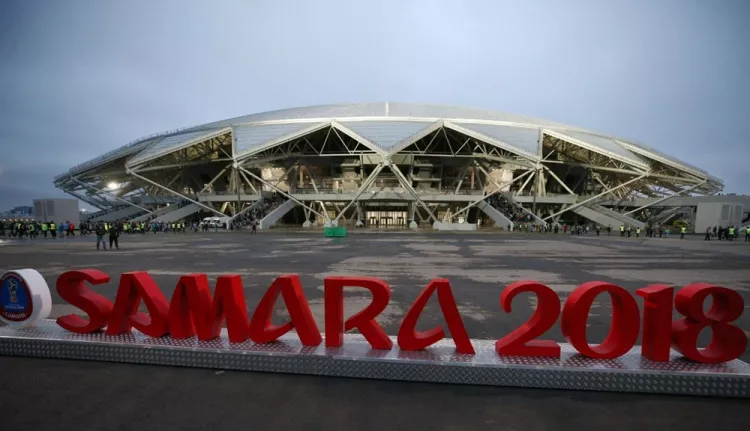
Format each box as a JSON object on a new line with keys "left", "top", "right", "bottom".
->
{"left": 1, "top": 0, "right": 748, "bottom": 209}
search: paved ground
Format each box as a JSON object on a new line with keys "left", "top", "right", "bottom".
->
{"left": 1, "top": 231, "right": 749, "bottom": 430}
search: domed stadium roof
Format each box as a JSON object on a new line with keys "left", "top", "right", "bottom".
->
{"left": 55, "top": 102, "right": 722, "bottom": 188}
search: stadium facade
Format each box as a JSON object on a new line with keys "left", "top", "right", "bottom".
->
{"left": 54, "top": 103, "right": 744, "bottom": 231}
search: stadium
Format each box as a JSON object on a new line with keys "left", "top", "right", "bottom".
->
{"left": 53, "top": 102, "right": 742, "bottom": 231}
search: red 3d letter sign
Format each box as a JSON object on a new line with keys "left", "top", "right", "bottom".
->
{"left": 54, "top": 271, "right": 748, "bottom": 364}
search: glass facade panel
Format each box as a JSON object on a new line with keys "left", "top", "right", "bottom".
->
{"left": 338, "top": 121, "right": 436, "bottom": 151}
{"left": 455, "top": 123, "right": 540, "bottom": 156}
{"left": 234, "top": 122, "right": 327, "bottom": 156}
{"left": 128, "top": 130, "right": 222, "bottom": 166}
{"left": 555, "top": 130, "right": 647, "bottom": 167}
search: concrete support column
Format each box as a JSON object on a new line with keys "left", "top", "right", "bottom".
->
{"left": 408, "top": 202, "right": 418, "bottom": 228}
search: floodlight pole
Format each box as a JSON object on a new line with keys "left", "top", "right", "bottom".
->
{"left": 127, "top": 169, "right": 227, "bottom": 217}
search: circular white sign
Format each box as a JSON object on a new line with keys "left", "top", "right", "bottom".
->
{"left": 0, "top": 269, "right": 52, "bottom": 328}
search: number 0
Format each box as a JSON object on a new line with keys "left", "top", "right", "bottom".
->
{"left": 561, "top": 281, "right": 640, "bottom": 360}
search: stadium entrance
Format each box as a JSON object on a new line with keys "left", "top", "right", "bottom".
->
{"left": 365, "top": 204, "right": 408, "bottom": 228}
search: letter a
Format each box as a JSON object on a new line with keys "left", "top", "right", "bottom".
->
{"left": 248, "top": 275, "right": 321, "bottom": 346}
{"left": 106, "top": 272, "right": 170, "bottom": 337}
{"left": 398, "top": 279, "right": 475, "bottom": 354}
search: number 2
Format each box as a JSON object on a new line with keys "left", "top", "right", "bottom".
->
{"left": 496, "top": 281, "right": 561, "bottom": 357}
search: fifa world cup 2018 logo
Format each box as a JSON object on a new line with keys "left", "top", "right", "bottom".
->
{"left": 8, "top": 278, "right": 18, "bottom": 303}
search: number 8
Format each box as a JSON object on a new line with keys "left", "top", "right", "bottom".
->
{"left": 671, "top": 283, "right": 747, "bottom": 363}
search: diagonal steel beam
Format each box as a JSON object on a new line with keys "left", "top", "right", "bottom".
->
{"left": 72, "top": 178, "right": 153, "bottom": 214}
{"left": 517, "top": 169, "right": 536, "bottom": 194}
{"left": 333, "top": 164, "right": 385, "bottom": 222}
{"left": 386, "top": 162, "right": 438, "bottom": 222}
{"left": 127, "top": 170, "right": 226, "bottom": 216}
{"left": 237, "top": 169, "right": 259, "bottom": 194}
{"left": 198, "top": 164, "right": 233, "bottom": 193}
{"left": 541, "top": 165, "right": 576, "bottom": 195}
{"left": 474, "top": 164, "right": 545, "bottom": 224}
{"left": 62, "top": 188, "right": 109, "bottom": 211}
{"left": 453, "top": 169, "right": 534, "bottom": 217}
{"left": 227, "top": 198, "right": 265, "bottom": 222}
{"left": 238, "top": 166, "right": 329, "bottom": 221}
{"left": 622, "top": 180, "right": 707, "bottom": 216}
{"left": 542, "top": 174, "right": 648, "bottom": 221}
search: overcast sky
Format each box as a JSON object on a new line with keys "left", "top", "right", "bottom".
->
{"left": 1, "top": 0, "right": 748, "bottom": 210}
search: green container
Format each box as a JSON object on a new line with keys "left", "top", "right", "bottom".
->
{"left": 324, "top": 227, "right": 347, "bottom": 238}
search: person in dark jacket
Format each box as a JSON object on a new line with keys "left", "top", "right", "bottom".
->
{"left": 95, "top": 223, "right": 107, "bottom": 250}
{"left": 109, "top": 223, "right": 120, "bottom": 250}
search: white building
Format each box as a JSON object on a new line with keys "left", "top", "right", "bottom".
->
{"left": 33, "top": 199, "right": 80, "bottom": 225}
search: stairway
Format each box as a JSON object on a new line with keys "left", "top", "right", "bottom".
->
{"left": 259, "top": 200, "right": 298, "bottom": 229}
{"left": 131, "top": 205, "right": 174, "bottom": 222}
{"left": 586, "top": 203, "right": 645, "bottom": 229}
{"left": 477, "top": 201, "right": 514, "bottom": 229}
{"left": 151, "top": 203, "right": 202, "bottom": 224}
{"left": 571, "top": 205, "right": 631, "bottom": 229}
{"left": 90, "top": 206, "right": 145, "bottom": 222}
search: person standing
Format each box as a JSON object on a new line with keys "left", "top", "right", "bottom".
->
{"left": 109, "top": 223, "right": 120, "bottom": 250}
{"left": 705, "top": 226, "right": 711, "bottom": 241}
{"left": 95, "top": 223, "right": 108, "bottom": 250}
{"left": 680, "top": 226, "right": 686, "bottom": 239}
{"left": 728, "top": 226, "right": 735, "bottom": 241}
{"left": 745, "top": 226, "right": 750, "bottom": 242}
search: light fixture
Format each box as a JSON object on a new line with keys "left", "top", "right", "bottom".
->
{"left": 107, "top": 182, "right": 118, "bottom": 190}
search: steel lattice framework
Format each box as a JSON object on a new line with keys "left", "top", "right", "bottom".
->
{"left": 53, "top": 103, "right": 723, "bottom": 229}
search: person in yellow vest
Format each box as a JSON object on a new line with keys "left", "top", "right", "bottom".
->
{"left": 49, "top": 221, "right": 57, "bottom": 238}
{"left": 635, "top": 227, "right": 641, "bottom": 238}
{"left": 41, "top": 222, "right": 48, "bottom": 238}
{"left": 745, "top": 226, "right": 750, "bottom": 242}
{"left": 619, "top": 225, "right": 625, "bottom": 237}
{"left": 680, "top": 226, "right": 686, "bottom": 239}
{"left": 728, "top": 226, "right": 735, "bottom": 242}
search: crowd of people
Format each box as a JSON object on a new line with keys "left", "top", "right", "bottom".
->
{"left": 704, "top": 225, "right": 749, "bottom": 242}
{"left": 0, "top": 219, "right": 80, "bottom": 238}
{"left": 234, "top": 193, "right": 286, "bottom": 228}
{"left": 486, "top": 194, "right": 537, "bottom": 223}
